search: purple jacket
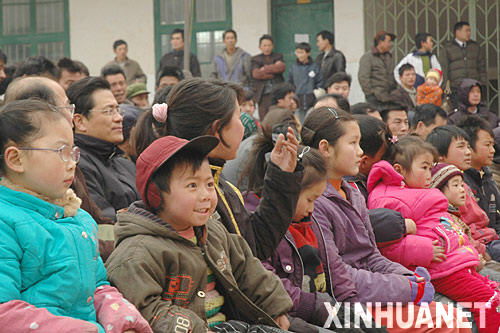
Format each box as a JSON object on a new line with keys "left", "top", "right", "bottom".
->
{"left": 312, "top": 181, "right": 414, "bottom": 304}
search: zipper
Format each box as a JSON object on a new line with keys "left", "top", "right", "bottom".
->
{"left": 313, "top": 217, "right": 338, "bottom": 302}
{"left": 284, "top": 233, "right": 305, "bottom": 289}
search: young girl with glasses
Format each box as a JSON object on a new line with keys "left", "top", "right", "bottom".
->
{"left": 0, "top": 100, "right": 151, "bottom": 333}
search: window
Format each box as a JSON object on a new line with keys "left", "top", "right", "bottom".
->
{"left": 154, "top": 0, "right": 232, "bottom": 77}
{"left": 0, "top": 0, "right": 69, "bottom": 64}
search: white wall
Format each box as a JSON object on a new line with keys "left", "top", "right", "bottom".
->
{"left": 232, "top": 0, "right": 270, "bottom": 55}
{"left": 334, "top": 0, "right": 365, "bottom": 104}
{"left": 69, "top": 0, "right": 156, "bottom": 92}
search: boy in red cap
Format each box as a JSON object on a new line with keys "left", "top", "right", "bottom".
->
{"left": 105, "top": 135, "right": 292, "bottom": 333}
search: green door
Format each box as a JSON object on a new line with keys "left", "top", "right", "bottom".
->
{"left": 271, "top": 0, "right": 334, "bottom": 77}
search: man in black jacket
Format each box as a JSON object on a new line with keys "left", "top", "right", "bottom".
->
{"left": 68, "top": 77, "right": 140, "bottom": 221}
{"left": 315, "top": 30, "right": 346, "bottom": 89}
{"left": 158, "top": 28, "right": 201, "bottom": 77}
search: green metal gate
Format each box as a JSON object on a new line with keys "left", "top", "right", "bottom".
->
{"left": 364, "top": 0, "right": 500, "bottom": 115}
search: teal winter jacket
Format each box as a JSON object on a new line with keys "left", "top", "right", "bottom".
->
{"left": 0, "top": 184, "right": 108, "bottom": 332}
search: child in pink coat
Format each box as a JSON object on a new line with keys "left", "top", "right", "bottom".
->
{"left": 367, "top": 135, "right": 500, "bottom": 332}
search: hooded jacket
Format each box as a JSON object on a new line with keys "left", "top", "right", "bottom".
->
{"left": 447, "top": 78, "right": 499, "bottom": 129}
{"left": 75, "top": 134, "right": 140, "bottom": 221}
{"left": 105, "top": 202, "right": 292, "bottom": 333}
{"left": 210, "top": 47, "right": 251, "bottom": 90}
{"left": 312, "top": 181, "right": 414, "bottom": 304}
{"left": 358, "top": 47, "right": 397, "bottom": 104}
{"left": 211, "top": 160, "right": 303, "bottom": 260}
{"left": 463, "top": 166, "right": 500, "bottom": 235}
{"left": 367, "top": 161, "right": 479, "bottom": 279}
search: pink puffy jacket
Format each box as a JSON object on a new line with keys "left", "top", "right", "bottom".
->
{"left": 366, "top": 161, "right": 479, "bottom": 280}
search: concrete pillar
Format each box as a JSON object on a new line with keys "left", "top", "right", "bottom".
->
{"left": 232, "top": 0, "right": 270, "bottom": 56}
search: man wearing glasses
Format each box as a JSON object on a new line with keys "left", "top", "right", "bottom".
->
{"left": 68, "top": 77, "right": 139, "bottom": 221}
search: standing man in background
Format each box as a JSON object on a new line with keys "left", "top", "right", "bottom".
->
{"left": 251, "top": 34, "right": 285, "bottom": 120}
{"left": 315, "top": 30, "right": 346, "bottom": 89}
{"left": 105, "top": 40, "right": 146, "bottom": 85}
{"left": 159, "top": 28, "right": 201, "bottom": 77}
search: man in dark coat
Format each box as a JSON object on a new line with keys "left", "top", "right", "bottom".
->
{"left": 158, "top": 28, "right": 201, "bottom": 77}
{"left": 251, "top": 34, "right": 285, "bottom": 120}
{"left": 358, "top": 31, "right": 398, "bottom": 109}
{"left": 315, "top": 30, "right": 346, "bottom": 89}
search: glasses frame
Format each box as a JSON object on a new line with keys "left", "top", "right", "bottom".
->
{"left": 18, "top": 145, "right": 80, "bottom": 163}
{"left": 91, "top": 106, "right": 123, "bottom": 117}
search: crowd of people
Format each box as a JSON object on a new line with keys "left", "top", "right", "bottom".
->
{"left": 0, "top": 18, "right": 499, "bottom": 333}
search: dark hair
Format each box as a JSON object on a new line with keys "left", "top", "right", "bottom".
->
{"left": 295, "top": 42, "right": 311, "bottom": 53}
{"left": 172, "top": 28, "right": 184, "bottom": 40}
{"left": 326, "top": 72, "right": 351, "bottom": 88}
{"left": 300, "top": 146, "right": 328, "bottom": 190}
{"left": 0, "top": 99, "right": 66, "bottom": 173}
{"left": 156, "top": 66, "right": 184, "bottom": 88}
{"left": 242, "top": 108, "right": 299, "bottom": 195}
{"left": 271, "top": 82, "right": 295, "bottom": 105}
{"left": 390, "top": 135, "right": 437, "bottom": 171}
{"left": 243, "top": 90, "right": 255, "bottom": 103}
{"left": 134, "top": 78, "right": 243, "bottom": 157}
{"left": 315, "top": 93, "right": 350, "bottom": 112}
{"left": 223, "top": 29, "right": 237, "bottom": 40}
{"left": 354, "top": 114, "right": 387, "bottom": 157}
{"left": 426, "top": 125, "right": 469, "bottom": 157}
{"left": 100, "top": 64, "right": 126, "bottom": 79}
{"left": 316, "top": 30, "right": 334, "bottom": 45}
{"left": 380, "top": 103, "right": 407, "bottom": 122}
{"left": 301, "top": 107, "right": 354, "bottom": 149}
{"left": 456, "top": 115, "right": 493, "bottom": 150}
{"left": 259, "top": 34, "right": 273, "bottom": 45}
{"left": 67, "top": 76, "right": 111, "bottom": 117}
{"left": 415, "top": 32, "right": 432, "bottom": 49}
{"left": 113, "top": 39, "right": 127, "bottom": 50}
{"left": 454, "top": 21, "right": 470, "bottom": 33}
{"left": 351, "top": 102, "right": 374, "bottom": 115}
{"left": 13, "top": 56, "right": 57, "bottom": 79}
{"left": 153, "top": 85, "right": 172, "bottom": 105}
{"left": 411, "top": 104, "right": 447, "bottom": 129}
{"left": 4, "top": 77, "right": 57, "bottom": 105}
{"left": 153, "top": 149, "right": 206, "bottom": 200}
{"left": 56, "top": 57, "right": 81, "bottom": 78}
{"left": 0, "top": 49, "right": 7, "bottom": 64}
{"left": 0, "top": 65, "right": 15, "bottom": 95}
{"left": 74, "top": 60, "right": 89, "bottom": 76}
{"left": 398, "top": 63, "right": 415, "bottom": 77}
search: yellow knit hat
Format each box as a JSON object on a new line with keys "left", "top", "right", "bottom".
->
{"left": 426, "top": 69, "right": 441, "bottom": 82}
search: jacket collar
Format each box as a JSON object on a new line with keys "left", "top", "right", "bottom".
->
{"left": 465, "top": 167, "right": 491, "bottom": 182}
{"left": 371, "top": 46, "right": 391, "bottom": 56}
{"left": 0, "top": 177, "right": 80, "bottom": 219}
{"left": 74, "top": 133, "right": 119, "bottom": 161}
{"left": 296, "top": 57, "right": 313, "bottom": 65}
{"left": 209, "top": 158, "right": 226, "bottom": 186}
{"left": 413, "top": 50, "right": 432, "bottom": 57}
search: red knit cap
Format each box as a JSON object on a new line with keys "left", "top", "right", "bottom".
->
{"left": 430, "top": 163, "right": 463, "bottom": 189}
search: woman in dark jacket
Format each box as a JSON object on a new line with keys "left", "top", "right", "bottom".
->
{"left": 134, "top": 78, "right": 303, "bottom": 260}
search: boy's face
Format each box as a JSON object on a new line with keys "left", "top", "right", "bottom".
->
{"left": 441, "top": 137, "right": 471, "bottom": 171}
{"left": 259, "top": 39, "right": 273, "bottom": 55}
{"left": 471, "top": 129, "right": 495, "bottom": 170}
{"left": 159, "top": 159, "right": 218, "bottom": 231}
{"left": 295, "top": 48, "right": 309, "bottom": 63}
{"left": 400, "top": 68, "right": 416, "bottom": 89}
{"left": 277, "top": 92, "right": 295, "bottom": 110}
{"left": 327, "top": 80, "right": 350, "bottom": 98}
{"left": 442, "top": 175, "right": 466, "bottom": 207}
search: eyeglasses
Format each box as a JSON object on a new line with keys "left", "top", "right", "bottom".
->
{"left": 327, "top": 107, "right": 340, "bottom": 119}
{"left": 54, "top": 104, "right": 76, "bottom": 117}
{"left": 18, "top": 145, "right": 80, "bottom": 163}
{"left": 92, "top": 106, "right": 123, "bottom": 117}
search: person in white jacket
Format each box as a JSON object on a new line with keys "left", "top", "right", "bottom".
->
{"left": 394, "top": 32, "right": 441, "bottom": 88}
